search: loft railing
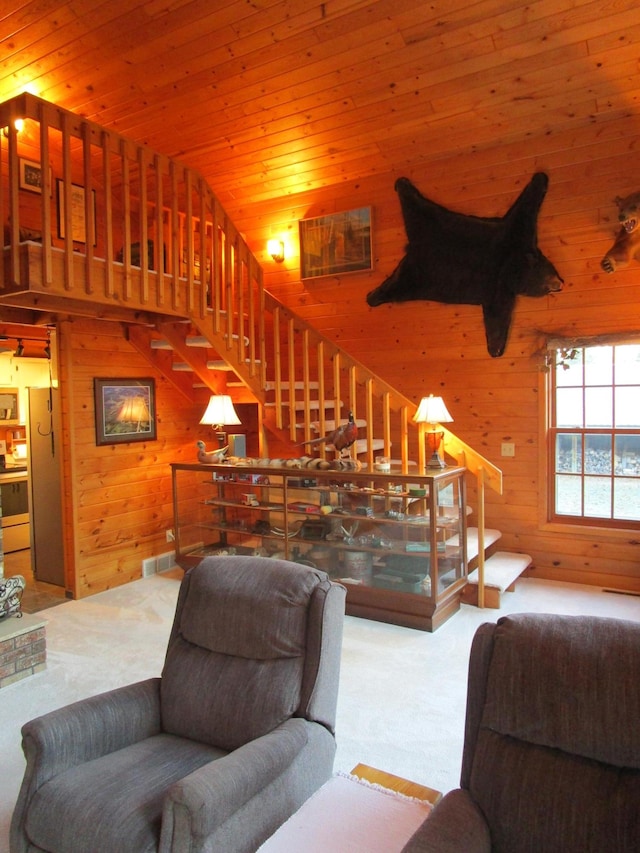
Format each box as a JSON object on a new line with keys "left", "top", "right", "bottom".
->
{"left": 0, "top": 92, "right": 266, "bottom": 390}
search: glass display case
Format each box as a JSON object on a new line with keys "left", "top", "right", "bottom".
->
{"left": 171, "top": 462, "right": 467, "bottom": 631}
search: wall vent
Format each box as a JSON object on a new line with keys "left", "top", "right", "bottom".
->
{"left": 142, "top": 558, "right": 156, "bottom": 578}
{"left": 157, "top": 552, "right": 177, "bottom": 573}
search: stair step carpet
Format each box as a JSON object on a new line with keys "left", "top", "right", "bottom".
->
{"left": 461, "top": 551, "right": 533, "bottom": 609}
{"left": 264, "top": 381, "right": 320, "bottom": 392}
{"left": 264, "top": 399, "right": 344, "bottom": 411}
{"left": 447, "top": 527, "right": 502, "bottom": 562}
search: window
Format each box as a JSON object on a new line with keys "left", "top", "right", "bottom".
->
{"left": 548, "top": 342, "right": 640, "bottom": 527}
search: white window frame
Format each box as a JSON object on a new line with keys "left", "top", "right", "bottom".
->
{"left": 546, "top": 338, "right": 640, "bottom": 530}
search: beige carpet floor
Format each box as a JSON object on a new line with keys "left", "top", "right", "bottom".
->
{"left": 2, "top": 572, "right": 639, "bottom": 852}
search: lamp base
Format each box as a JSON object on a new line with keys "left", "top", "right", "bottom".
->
{"left": 427, "top": 452, "right": 446, "bottom": 469}
{"left": 425, "top": 430, "right": 445, "bottom": 469}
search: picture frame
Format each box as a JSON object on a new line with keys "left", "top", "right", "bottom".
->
{"left": 56, "top": 179, "right": 97, "bottom": 244}
{"left": 94, "top": 378, "right": 156, "bottom": 446}
{"left": 0, "top": 388, "right": 20, "bottom": 425}
{"left": 299, "top": 206, "right": 372, "bottom": 279}
{"left": 18, "top": 158, "right": 52, "bottom": 195}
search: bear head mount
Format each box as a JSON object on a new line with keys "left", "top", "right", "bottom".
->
{"left": 600, "top": 191, "right": 640, "bottom": 274}
{"left": 366, "top": 173, "right": 563, "bottom": 357}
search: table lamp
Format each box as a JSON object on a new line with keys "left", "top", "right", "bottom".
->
{"left": 413, "top": 394, "right": 453, "bottom": 468}
{"left": 200, "top": 394, "right": 241, "bottom": 447}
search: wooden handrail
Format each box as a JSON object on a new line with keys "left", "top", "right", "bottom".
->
{"left": 261, "top": 292, "right": 502, "bottom": 492}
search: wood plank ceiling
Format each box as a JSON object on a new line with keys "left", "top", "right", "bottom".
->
{"left": 1, "top": 0, "right": 639, "bottom": 218}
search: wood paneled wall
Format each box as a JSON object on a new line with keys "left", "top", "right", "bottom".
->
{"left": 231, "top": 112, "right": 640, "bottom": 592}
{"left": 57, "top": 317, "right": 214, "bottom": 597}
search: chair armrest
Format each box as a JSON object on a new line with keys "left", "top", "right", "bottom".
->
{"left": 11, "top": 679, "right": 162, "bottom": 853}
{"left": 160, "top": 717, "right": 311, "bottom": 851}
{"left": 21, "top": 678, "right": 162, "bottom": 781}
{"left": 401, "top": 789, "right": 491, "bottom": 853}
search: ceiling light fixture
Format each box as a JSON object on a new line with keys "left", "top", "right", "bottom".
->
{"left": 0, "top": 332, "right": 52, "bottom": 358}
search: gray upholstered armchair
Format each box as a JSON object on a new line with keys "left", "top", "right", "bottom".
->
{"left": 403, "top": 613, "right": 640, "bottom": 853}
{"left": 11, "top": 556, "right": 346, "bottom": 853}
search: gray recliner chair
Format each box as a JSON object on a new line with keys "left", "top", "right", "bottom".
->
{"left": 11, "top": 556, "right": 346, "bottom": 853}
{"left": 403, "top": 613, "right": 640, "bottom": 853}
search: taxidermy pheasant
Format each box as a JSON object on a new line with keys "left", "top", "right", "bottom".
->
{"left": 196, "top": 440, "right": 228, "bottom": 464}
{"left": 298, "top": 411, "right": 358, "bottom": 456}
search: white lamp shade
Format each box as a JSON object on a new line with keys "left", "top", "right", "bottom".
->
{"left": 413, "top": 394, "right": 453, "bottom": 425}
{"left": 199, "top": 395, "right": 241, "bottom": 427}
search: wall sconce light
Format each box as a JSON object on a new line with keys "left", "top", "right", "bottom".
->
{"left": 413, "top": 394, "right": 454, "bottom": 469}
{"left": 14, "top": 339, "right": 24, "bottom": 357}
{"left": 2, "top": 118, "right": 24, "bottom": 137}
{"left": 200, "top": 394, "right": 241, "bottom": 446}
{"left": 267, "top": 239, "right": 285, "bottom": 263}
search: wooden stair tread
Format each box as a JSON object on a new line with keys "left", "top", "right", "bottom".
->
{"left": 466, "top": 551, "right": 533, "bottom": 591}
{"left": 448, "top": 527, "right": 502, "bottom": 562}
{"left": 264, "top": 400, "right": 343, "bottom": 411}
{"left": 354, "top": 438, "right": 385, "bottom": 453}
{"left": 265, "top": 381, "right": 320, "bottom": 391}
{"left": 295, "top": 418, "right": 368, "bottom": 431}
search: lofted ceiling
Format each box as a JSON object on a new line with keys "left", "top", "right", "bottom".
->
{"left": 2, "top": 0, "right": 638, "bottom": 223}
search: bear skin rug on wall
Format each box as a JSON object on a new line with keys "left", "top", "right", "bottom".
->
{"left": 366, "top": 173, "right": 563, "bottom": 357}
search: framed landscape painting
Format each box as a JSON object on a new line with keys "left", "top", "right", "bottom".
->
{"left": 299, "top": 206, "right": 372, "bottom": 279}
{"left": 94, "top": 378, "right": 156, "bottom": 445}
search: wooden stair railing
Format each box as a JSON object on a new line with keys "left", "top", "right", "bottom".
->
{"left": 1, "top": 92, "right": 501, "bottom": 605}
{"left": 238, "top": 290, "right": 503, "bottom": 609}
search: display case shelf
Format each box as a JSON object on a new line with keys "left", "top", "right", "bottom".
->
{"left": 171, "top": 462, "right": 468, "bottom": 631}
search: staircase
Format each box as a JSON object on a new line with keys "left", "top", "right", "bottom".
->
{"left": 0, "top": 91, "right": 526, "bottom": 608}
{"left": 453, "top": 527, "right": 532, "bottom": 608}
{"left": 140, "top": 302, "right": 532, "bottom": 609}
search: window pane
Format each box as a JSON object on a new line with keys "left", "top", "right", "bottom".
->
{"left": 585, "top": 434, "right": 611, "bottom": 474}
{"left": 584, "top": 345, "right": 612, "bottom": 386}
{"left": 556, "top": 434, "right": 582, "bottom": 472}
{"left": 614, "top": 478, "right": 640, "bottom": 520}
{"left": 556, "top": 387, "right": 583, "bottom": 427}
{"left": 615, "top": 434, "right": 640, "bottom": 475}
{"left": 585, "top": 387, "right": 612, "bottom": 427}
{"left": 584, "top": 476, "right": 611, "bottom": 518}
{"left": 615, "top": 386, "right": 640, "bottom": 428}
{"left": 614, "top": 344, "right": 640, "bottom": 384}
{"left": 550, "top": 341, "right": 640, "bottom": 528}
{"left": 555, "top": 474, "right": 582, "bottom": 515}
{"left": 555, "top": 350, "right": 582, "bottom": 386}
